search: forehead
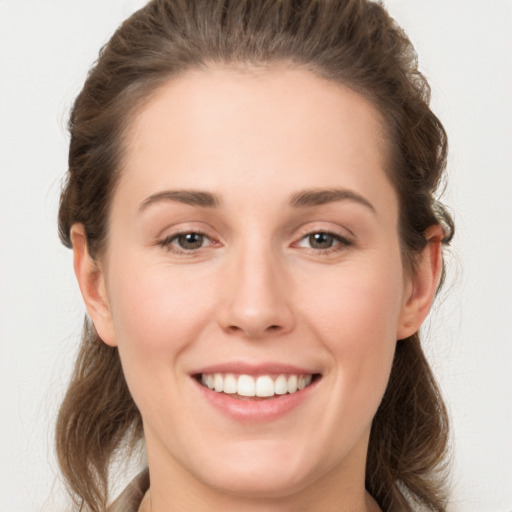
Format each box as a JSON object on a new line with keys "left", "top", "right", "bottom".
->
{"left": 116, "top": 65, "right": 394, "bottom": 214}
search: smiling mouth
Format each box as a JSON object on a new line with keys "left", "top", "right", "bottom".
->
{"left": 196, "top": 373, "right": 321, "bottom": 399}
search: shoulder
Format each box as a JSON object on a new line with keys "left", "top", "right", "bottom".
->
{"left": 108, "top": 469, "right": 150, "bottom": 512}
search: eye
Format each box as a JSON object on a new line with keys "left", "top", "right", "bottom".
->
{"left": 305, "top": 232, "right": 336, "bottom": 249}
{"left": 296, "top": 231, "right": 352, "bottom": 252}
{"left": 175, "top": 232, "right": 206, "bottom": 250}
{"left": 159, "top": 231, "right": 212, "bottom": 252}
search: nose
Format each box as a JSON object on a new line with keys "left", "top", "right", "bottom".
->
{"left": 217, "top": 245, "right": 295, "bottom": 339}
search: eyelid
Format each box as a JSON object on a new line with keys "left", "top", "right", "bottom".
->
{"left": 294, "top": 222, "right": 355, "bottom": 240}
{"left": 291, "top": 225, "right": 355, "bottom": 254}
{"left": 154, "top": 220, "right": 219, "bottom": 244}
{"left": 297, "top": 231, "right": 347, "bottom": 243}
{"left": 157, "top": 228, "right": 220, "bottom": 254}
{"left": 155, "top": 223, "right": 354, "bottom": 255}
{"left": 296, "top": 231, "right": 351, "bottom": 246}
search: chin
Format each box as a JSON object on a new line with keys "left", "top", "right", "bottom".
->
{"left": 190, "top": 442, "right": 320, "bottom": 499}
{"left": 205, "top": 466, "right": 312, "bottom": 500}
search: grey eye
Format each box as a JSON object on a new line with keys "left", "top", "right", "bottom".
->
{"left": 307, "top": 233, "right": 335, "bottom": 249}
{"left": 176, "top": 233, "right": 205, "bottom": 250}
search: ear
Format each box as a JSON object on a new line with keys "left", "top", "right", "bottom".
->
{"left": 397, "top": 225, "right": 444, "bottom": 340}
{"left": 70, "top": 224, "right": 117, "bottom": 347}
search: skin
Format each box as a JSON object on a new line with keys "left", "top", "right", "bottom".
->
{"left": 72, "top": 66, "right": 443, "bottom": 511}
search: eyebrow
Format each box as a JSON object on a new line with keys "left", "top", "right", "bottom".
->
{"left": 290, "top": 188, "right": 376, "bottom": 213}
{"left": 138, "top": 187, "right": 376, "bottom": 214}
{"left": 139, "top": 190, "right": 220, "bottom": 211}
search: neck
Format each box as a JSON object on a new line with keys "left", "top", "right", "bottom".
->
{"left": 140, "top": 489, "right": 380, "bottom": 512}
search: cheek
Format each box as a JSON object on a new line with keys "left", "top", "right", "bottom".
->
{"left": 300, "top": 257, "right": 405, "bottom": 407}
{"left": 105, "top": 260, "right": 217, "bottom": 379}
{"left": 302, "top": 256, "right": 405, "bottom": 346}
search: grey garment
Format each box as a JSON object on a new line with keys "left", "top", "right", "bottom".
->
{"left": 108, "top": 469, "right": 150, "bottom": 512}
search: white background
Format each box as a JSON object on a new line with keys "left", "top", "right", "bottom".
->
{"left": 1, "top": 1, "right": 511, "bottom": 511}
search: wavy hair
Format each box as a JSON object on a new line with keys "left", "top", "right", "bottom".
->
{"left": 56, "top": 1, "right": 454, "bottom": 510}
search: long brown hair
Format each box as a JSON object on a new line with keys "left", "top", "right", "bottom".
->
{"left": 56, "top": 1, "right": 454, "bottom": 510}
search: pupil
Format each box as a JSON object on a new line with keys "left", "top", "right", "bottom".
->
{"left": 309, "top": 233, "right": 333, "bottom": 249}
{"left": 178, "top": 233, "right": 204, "bottom": 249}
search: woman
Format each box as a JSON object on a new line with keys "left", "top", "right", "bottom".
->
{"left": 56, "top": 0, "right": 454, "bottom": 510}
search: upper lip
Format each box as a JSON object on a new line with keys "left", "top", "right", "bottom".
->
{"left": 192, "top": 361, "right": 320, "bottom": 376}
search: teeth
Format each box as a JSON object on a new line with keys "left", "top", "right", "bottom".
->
{"left": 287, "top": 375, "right": 298, "bottom": 393}
{"left": 255, "top": 376, "right": 274, "bottom": 397}
{"left": 214, "top": 373, "right": 223, "bottom": 392}
{"left": 200, "top": 373, "right": 314, "bottom": 397}
{"left": 223, "top": 374, "right": 237, "bottom": 394}
{"left": 274, "top": 375, "right": 288, "bottom": 395}
{"left": 237, "top": 375, "right": 256, "bottom": 396}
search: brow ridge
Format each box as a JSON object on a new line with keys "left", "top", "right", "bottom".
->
{"left": 139, "top": 190, "right": 220, "bottom": 211}
{"left": 139, "top": 187, "right": 375, "bottom": 213}
{"left": 290, "top": 188, "right": 376, "bottom": 212}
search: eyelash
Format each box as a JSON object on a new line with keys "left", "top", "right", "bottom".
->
{"left": 294, "top": 231, "right": 353, "bottom": 254}
{"left": 158, "top": 229, "right": 353, "bottom": 256}
{"left": 158, "top": 230, "right": 214, "bottom": 254}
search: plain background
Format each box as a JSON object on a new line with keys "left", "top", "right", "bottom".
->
{"left": 1, "top": 1, "right": 511, "bottom": 510}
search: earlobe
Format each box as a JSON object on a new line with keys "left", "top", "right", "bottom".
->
{"left": 70, "top": 224, "right": 117, "bottom": 347}
{"left": 397, "top": 225, "right": 444, "bottom": 340}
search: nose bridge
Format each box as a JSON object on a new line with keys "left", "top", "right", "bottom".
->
{"left": 219, "top": 235, "right": 294, "bottom": 338}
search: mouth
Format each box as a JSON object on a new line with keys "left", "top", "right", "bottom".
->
{"left": 195, "top": 372, "right": 321, "bottom": 400}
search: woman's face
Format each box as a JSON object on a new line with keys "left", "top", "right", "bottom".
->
{"left": 86, "top": 66, "right": 421, "bottom": 502}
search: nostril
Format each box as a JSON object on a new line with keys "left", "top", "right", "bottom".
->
{"left": 226, "top": 324, "right": 283, "bottom": 335}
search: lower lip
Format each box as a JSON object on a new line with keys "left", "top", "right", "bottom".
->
{"left": 192, "top": 377, "right": 320, "bottom": 422}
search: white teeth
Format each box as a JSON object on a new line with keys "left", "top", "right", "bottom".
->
{"left": 287, "top": 375, "right": 298, "bottom": 393}
{"left": 274, "top": 375, "right": 288, "bottom": 395}
{"left": 297, "top": 375, "right": 313, "bottom": 390}
{"left": 214, "top": 373, "right": 223, "bottom": 392}
{"left": 255, "top": 376, "right": 274, "bottom": 397}
{"left": 223, "top": 373, "right": 237, "bottom": 394}
{"left": 237, "top": 375, "right": 256, "bottom": 396}
{"left": 200, "top": 372, "right": 314, "bottom": 397}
